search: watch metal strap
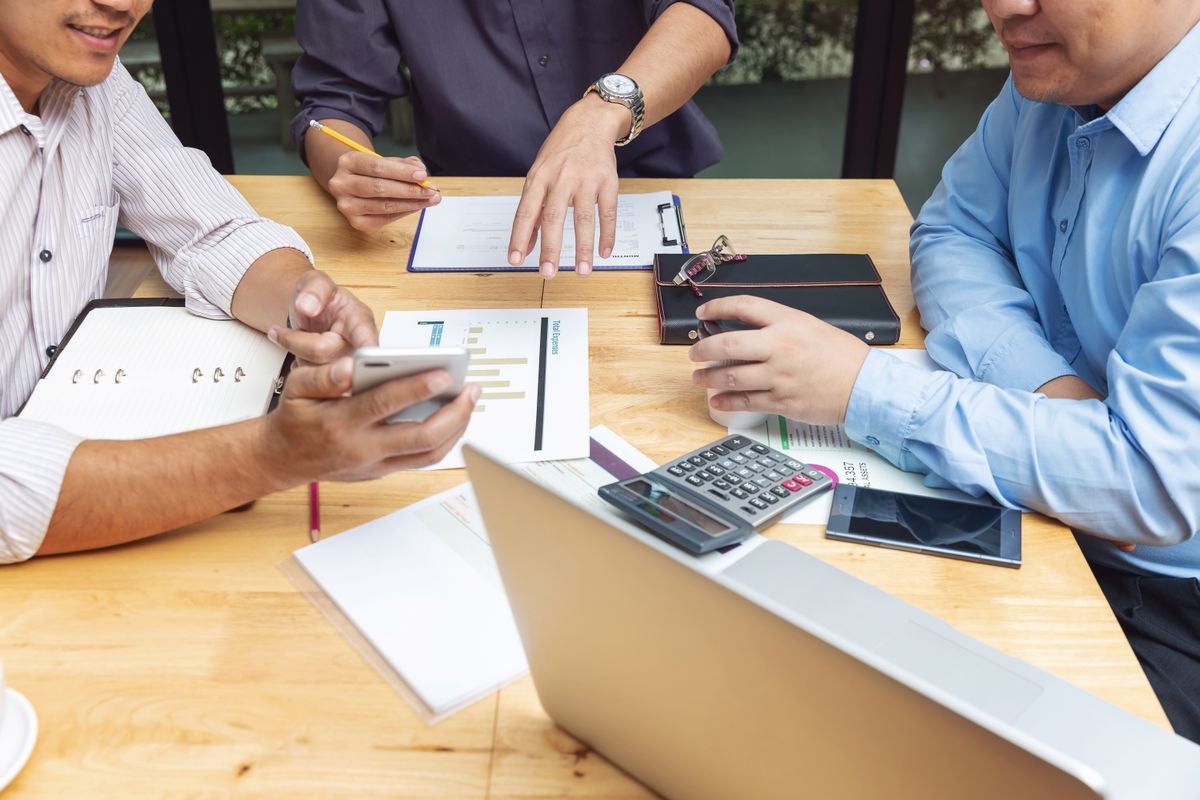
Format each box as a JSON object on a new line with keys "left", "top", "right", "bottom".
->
{"left": 584, "top": 81, "right": 645, "bottom": 147}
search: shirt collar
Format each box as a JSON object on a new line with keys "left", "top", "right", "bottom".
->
{"left": 0, "top": 71, "right": 26, "bottom": 136}
{"left": 1104, "top": 19, "right": 1200, "bottom": 156}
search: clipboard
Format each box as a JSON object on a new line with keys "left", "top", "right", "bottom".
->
{"left": 406, "top": 190, "right": 688, "bottom": 272}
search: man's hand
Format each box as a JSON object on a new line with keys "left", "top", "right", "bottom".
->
{"left": 268, "top": 270, "right": 378, "bottom": 364}
{"left": 688, "top": 296, "right": 871, "bottom": 425}
{"left": 327, "top": 151, "right": 440, "bottom": 233}
{"left": 265, "top": 357, "right": 480, "bottom": 481}
{"left": 506, "top": 94, "right": 627, "bottom": 278}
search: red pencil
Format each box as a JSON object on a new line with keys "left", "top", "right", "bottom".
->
{"left": 309, "top": 481, "right": 321, "bottom": 542}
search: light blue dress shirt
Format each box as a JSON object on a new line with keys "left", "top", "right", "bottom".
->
{"left": 844, "top": 22, "right": 1200, "bottom": 578}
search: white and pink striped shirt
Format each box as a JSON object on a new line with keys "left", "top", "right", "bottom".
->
{"left": 0, "top": 61, "right": 311, "bottom": 563}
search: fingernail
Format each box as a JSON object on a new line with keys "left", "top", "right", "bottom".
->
{"left": 267, "top": 326, "right": 280, "bottom": 344}
{"left": 413, "top": 169, "right": 428, "bottom": 181}
{"left": 541, "top": 261, "right": 555, "bottom": 277}
{"left": 601, "top": 246, "right": 612, "bottom": 259}
{"left": 331, "top": 359, "right": 350, "bottom": 383}
{"left": 422, "top": 187, "right": 436, "bottom": 197}
{"left": 577, "top": 260, "right": 590, "bottom": 274}
{"left": 296, "top": 293, "right": 320, "bottom": 316}
{"left": 695, "top": 304, "right": 707, "bottom": 320}
{"left": 468, "top": 383, "right": 482, "bottom": 402}
{"left": 509, "top": 250, "right": 523, "bottom": 266}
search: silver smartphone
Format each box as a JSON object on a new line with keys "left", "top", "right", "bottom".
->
{"left": 350, "top": 346, "right": 470, "bottom": 423}
{"left": 825, "top": 484, "right": 1022, "bottom": 568}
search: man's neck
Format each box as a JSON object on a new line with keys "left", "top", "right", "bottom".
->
{"left": 0, "top": 52, "right": 51, "bottom": 114}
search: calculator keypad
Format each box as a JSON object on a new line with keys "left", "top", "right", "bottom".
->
{"left": 659, "top": 436, "right": 832, "bottom": 528}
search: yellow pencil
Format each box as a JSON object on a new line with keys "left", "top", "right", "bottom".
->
{"left": 308, "top": 119, "right": 436, "bottom": 191}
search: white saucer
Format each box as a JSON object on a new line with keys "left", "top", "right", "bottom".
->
{"left": 0, "top": 688, "right": 38, "bottom": 791}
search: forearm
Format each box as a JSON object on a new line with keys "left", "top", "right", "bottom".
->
{"left": 230, "top": 247, "right": 313, "bottom": 334}
{"left": 617, "top": 2, "right": 730, "bottom": 129}
{"left": 40, "top": 418, "right": 301, "bottom": 556}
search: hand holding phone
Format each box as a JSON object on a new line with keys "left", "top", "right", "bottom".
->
{"left": 351, "top": 347, "right": 470, "bottom": 423}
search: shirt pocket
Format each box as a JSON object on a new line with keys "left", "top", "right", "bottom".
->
{"left": 76, "top": 195, "right": 121, "bottom": 272}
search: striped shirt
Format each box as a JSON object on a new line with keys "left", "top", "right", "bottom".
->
{"left": 0, "top": 62, "right": 311, "bottom": 563}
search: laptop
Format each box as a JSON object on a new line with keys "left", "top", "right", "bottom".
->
{"left": 463, "top": 445, "right": 1200, "bottom": 800}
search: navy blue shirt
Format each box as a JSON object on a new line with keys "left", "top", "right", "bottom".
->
{"left": 291, "top": 0, "right": 738, "bottom": 178}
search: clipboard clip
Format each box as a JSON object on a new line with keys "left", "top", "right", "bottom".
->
{"left": 656, "top": 201, "right": 688, "bottom": 250}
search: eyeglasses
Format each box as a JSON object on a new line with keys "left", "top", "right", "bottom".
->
{"left": 671, "top": 235, "right": 747, "bottom": 297}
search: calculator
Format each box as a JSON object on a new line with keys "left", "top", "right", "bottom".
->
{"left": 598, "top": 435, "right": 834, "bottom": 554}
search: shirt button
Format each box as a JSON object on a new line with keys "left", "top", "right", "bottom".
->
{"left": 1058, "top": 220, "right": 1068, "bottom": 233}
{"left": 865, "top": 435, "right": 880, "bottom": 447}
{"left": 18, "top": 124, "right": 30, "bottom": 136}
{"left": 537, "top": 54, "right": 550, "bottom": 66}
{"left": 1077, "top": 138, "right": 1090, "bottom": 149}
{"left": 45, "top": 345, "right": 57, "bottom": 358}
{"left": 39, "top": 249, "right": 53, "bottom": 263}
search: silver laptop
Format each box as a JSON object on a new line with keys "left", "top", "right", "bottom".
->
{"left": 463, "top": 445, "right": 1200, "bottom": 800}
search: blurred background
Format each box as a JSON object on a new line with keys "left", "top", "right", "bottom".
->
{"left": 136, "top": 0, "right": 1009, "bottom": 214}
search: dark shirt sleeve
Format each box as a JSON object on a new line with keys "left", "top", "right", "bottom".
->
{"left": 291, "top": 0, "right": 409, "bottom": 159}
{"left": 644, "top": 0, "right": 739, "bottom": 63}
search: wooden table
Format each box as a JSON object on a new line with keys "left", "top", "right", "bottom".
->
{"left": 2, "top": 177, "right": 1166, "bottom": 799}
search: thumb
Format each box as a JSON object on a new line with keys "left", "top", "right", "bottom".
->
{"left": 284, "top": 357, "right": 352, "bottom": 400}
{"left": 291, "top": 270, "right": 337, "bottom": 326}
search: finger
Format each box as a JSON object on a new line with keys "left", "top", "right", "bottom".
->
{"left": 350, "top": 368, "right": 455, "bottom": 424}
{"left": 271, "top": 327, "right": 350, "bottom": 364}
{"left": 695, "top": 295, "right": 802, "bottom": 328}
{"left": 509, "top": 179, "right": 547, "bottom": 266}
{"left": 573, "top": 188, "right": 597, "bottom": 276}
{"left": 345, "top": 212, "right": 414, "bottom": 235}
{"left": 597, "top": 178, "right": 618, "bottom": 260}
{"left": 336, "top": 195, "right": 436, "bottom": 219}
{"left": 291, "top": 269, "right": 338, "bottom": 326}
{"left": 688, "top": 329, "right": 774, "bottom": 364}
{"left": 373, "top": 384, "right": 480, "bottom": 459}
{"left": 538, "top": 187, "right": 572, "bottom": 278}
{"left": 708, "top": 389, "right": 782, "bottom": 417}
{"left": 340, "top": 304, "right": 380, "bottom": 350}
{"left": 338, "top": 173, "right": 439, "bottom": 201}
{"left": 690, "top": 361, "right": 776, "bottom": 393}
{"left": 1115, "top": 542, "right": 1137, "bottom": 553}
{"left": 343, "top": 151, "right": 430, "bottom": 185}
{"left": 284, "top": 358, "right": 352, "bottom": 400}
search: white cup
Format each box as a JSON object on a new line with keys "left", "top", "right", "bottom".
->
{"left": 706, "top": 359, "right": 768, "bottom": 429}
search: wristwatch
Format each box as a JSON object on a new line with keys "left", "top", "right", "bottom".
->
{"left": 583, "top": 72, "right": 645, "bottom": 146}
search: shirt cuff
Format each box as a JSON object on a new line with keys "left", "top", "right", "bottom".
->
{"left": 292, "top": 106, "right": 381, "bottom": 167}
{"left": 976, "top": 328, "right": 1076, "bottom": 393}
{"left": 0, "top": 418, "right": 85, "bottom": 564}
{"left": 181, "top": 220, "right": 314, "bottom": 320}
{"left": 844, "top": 349, "right": 940, "bottom": 468}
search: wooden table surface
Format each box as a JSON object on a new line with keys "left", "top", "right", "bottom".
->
{"left": 1, "top": 177, "right": 1166, "bottom": 799}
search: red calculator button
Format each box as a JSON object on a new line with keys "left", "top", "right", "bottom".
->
{"left": 794, "top": 474, "right": 813, "bottom": 487}
{"left": 782, "top": 479, "right": 802, "bottom": 492}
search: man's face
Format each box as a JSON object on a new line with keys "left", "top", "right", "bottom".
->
{"left": 983, "top": 0, "right": 1200, "bottom": 108}
{"left": 0, "top": 1, "right": 152, "bottom": 95}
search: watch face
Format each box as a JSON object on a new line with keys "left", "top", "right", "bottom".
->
{"left": 601, "top": 73, "right": 637, "bottom": 97}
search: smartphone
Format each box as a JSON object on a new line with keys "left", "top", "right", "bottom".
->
{"left": 825, "top": 485, "right": 1021, "bottom": 568}
{"left": 350, "top": 346, "right": 470, "bottom": 423}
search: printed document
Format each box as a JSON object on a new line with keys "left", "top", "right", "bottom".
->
{"left": 290, "top": 426, "right": 765, "bottom": 722}
{"left": 380, "top": 307, "right": 589, "bottom": 469}
{"left": 408, "top": 190, "right": 683, "bottom": 271}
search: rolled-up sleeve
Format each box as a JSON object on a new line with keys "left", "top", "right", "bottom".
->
{"left": 0, "top": 419, "right": 84, "bottom": 563}
{"left": 645, "top": 0, "right": 739, "bottom": 63}
{"left": 291, "top": 0, "right": 409, "bottom": 158}
{"left": 108, "top": 66, "right": 312, "bottom": 319}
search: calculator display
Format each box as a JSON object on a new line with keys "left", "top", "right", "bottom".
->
{"left": 624, "top": 479, "right": 732, "bottom": 537}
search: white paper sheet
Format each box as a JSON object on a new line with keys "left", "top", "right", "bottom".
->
{"left": 730, "top": 349, "right": 976, "bottom": 525}
{"left": 380, "top": 307, "right": 590, "bottom": 469}
{"left": 408, "top": 191, "right": 683, "bottom": 271}
{"left": 291, "top": 425, "right": 765, "bottom": 722}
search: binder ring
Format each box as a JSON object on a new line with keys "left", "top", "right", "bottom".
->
{"left": 72, "top": 369, "right": 82, "bottom": 384}
{"left": 234, "top": 367, "right": 246, "bottom": 383}
{"left": 93, "top": 369, "right": 106, "bottom": 384}
{"left": 115, "top": 369, "right": 126, "bottom": 384}
{"left": 213, "top": 367, "right": 225, "bottom": 383}
{"left": 192, "top": 368, "right": 203, "bottom": 383}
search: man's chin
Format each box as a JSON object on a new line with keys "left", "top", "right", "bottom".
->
{"left": 54, "top": 58, "right": 119, "bottom": 89}
{"left": 1011, "top": 72, "right": 1074, "bottom": 106}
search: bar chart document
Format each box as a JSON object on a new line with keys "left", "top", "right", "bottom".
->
{"left": 380, "top": 308, "right": 590, "bottom": 469}
{"left": 406, "top": 190, "right": 685, "bottom": 271}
